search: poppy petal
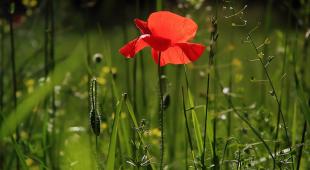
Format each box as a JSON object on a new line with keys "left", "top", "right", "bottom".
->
{"left": 119, "top": 36, "right": 149, "bottom": 58}
{"left": 134, "top": 19, "right": 150, "bottom": 34}
{"left": 152, "top": 46, "right": 191, "bottom": 66}
{"left": 143, "top": 35, "right": 171, "bottom": 51}
{"left": 148, "top": 11, "right": 198, "bottom": 43}
{"left": 151, "top": 43, "right": 205, "bottom": 66}
{"left": 176, "top": 42, "right": 206, "bottom": 61}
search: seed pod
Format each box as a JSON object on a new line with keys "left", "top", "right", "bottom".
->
{"left": 89, "top": 78, "right": 101, "bottom": 136}
{"left": 90, "top": 109, "right": 101, "bottom": 136}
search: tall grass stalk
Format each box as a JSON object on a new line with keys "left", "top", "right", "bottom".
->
{"left": 0, "top": 22, "right": 4, "bottom": 114}
{"left": 215, "top": 68, "right": 277, "bottom": 168}
{"left": 225, "top": 40, "right": 234, "bottom": 170}
{"left": 42, "top": 0, "right": 50, "bottom": 166}
{"left": 202, "top": 16, "right": 218, "bottom": 169}
{"left": 169, "top": 66, "right": 182, "bottom": 162}
{"left": 139, "top": 53, "right": 147, "bottom": 114}
{"left": 275, "top": 8, "right": 292, "bottom": 164}
{"left": 294, "top": 23, "right": 309, "bottom": 170}
{"left": 260, "top": 0, "right": 274, "bottom": 105}
{"left": 48, "top": 0, "right": 57, "bottom": 167}
{"left": 157, "top": 52, "right": 165, "bottom": 170}
{"left": 181, "top": 87, "right": 197, "bottom": 169}
{"left": 183, "top": 66, "right": 204, "bottom": 159}
{"left": 9, "top": 2, "right": 20, "bottom": 170}
{"left": 296, "top": 121, "right": 307, "bottom": 170}
{"left": 247, "top": 33, "right": 292, "bottom": 152}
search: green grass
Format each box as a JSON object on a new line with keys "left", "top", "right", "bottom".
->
{"left": 0, "top": 1, "right": 309, "bottom": 170}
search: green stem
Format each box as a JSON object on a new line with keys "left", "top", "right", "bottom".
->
{"left": 42, "top": 0, "right": 50, "bottom": 166}
{"left": 296, "top": 121, "right": 307, "bottom": 170}
{"left": 9, "top": 2, "right": 19, "bottom": 170}
{"left": 202, "top": 72, "right": 210, "bottom": 169}
{"left": 215, "top": 68, "right": 277, "bottom": 167}
{"left": 248, "top": 33, "right": 291, "bottom": 151}
{"left": 49, "top": 0, "right": 57, "bottom": 167}
{"left": 0, "top": 21, "right": 4, "bottom": 114}
{"left": 158, "top": 52, "right": 164, "bottom": 170}
{"left": 202, "top": 16, "right": 217, "bottom": 169}
{"left": 275, "top": 7, "right": 291, "bottom": 166}
{"left": 181, "top": 87, "right": 197, "bottom": 170}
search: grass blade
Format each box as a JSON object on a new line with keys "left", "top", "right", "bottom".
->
{"left": 106, "top": 93, "right": 125, "bottom": 170}
{"left": 188, "top": 89, "right": 203, "bottom": 156}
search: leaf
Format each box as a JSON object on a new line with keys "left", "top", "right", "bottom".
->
{"left": 188, "top": 89, "right": 203, "bottom": 155}
{"left": 295, "top": 77, "right": 310, "bottom": 125}
{"left": 106, "top": 94, "right": 125, "bottom": 170}
{"left": 13, "top": 139, "right": 28, "bottom": 170}
{"left": 0, "top": 42, "right": 84, "bottom": 138}
{"left": 125, "top": 98, "right": 157, "bottom": 170}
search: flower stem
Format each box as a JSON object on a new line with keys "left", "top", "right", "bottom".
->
{"left": 158, "top": 52, "right": 164, "bottom": 170}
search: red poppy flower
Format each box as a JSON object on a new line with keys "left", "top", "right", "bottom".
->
{"left": 119, "top": 11, "right": 206, "bottom": 66}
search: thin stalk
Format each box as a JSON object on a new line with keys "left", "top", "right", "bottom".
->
{"left": 44, "top": 0, "right": 50, "bottom": 78}
{"left": 181, "top": 87, "right": 197, "bottom": 170}
{"left": 133, "top": 59, "right": 137, "bottom": 116}
{"left": 158, "top": 52, "right": 164, "bottom": 170}
{"left": 0, "top": 22, "right": 4, "bottom": 113}
{"left": 169, "top": 66, "right": 182, "bottom": 162}
{"left": 9, "top": 2, "right": 19, "bottom": 170}
{"left": 247, "top": 33, "right": 291, "bottom": 150}
{"left": 275, "top": 6, "right": 291, "bottom": 163}
{"left": 202, "top": 16, "right": 217, "bottom": 169}
{"left": 226, "top": 55, "right": 233, "bottom": 170}
{"left": 49, "top": 0, "right": 57, "bottom": 167}
{"left": 9, "top": 1, "right": 18, "bottom": 136}
{"left": 42, "top": 0, "right": 50, "bottom": 166}
{"left": 214, "top": 68, "right": 277, "bottom": 167}
{"left": 236, "top": 150, "right": 241, "bottom": 170}
{"left": 260, "top": 0, "right": 274, "bottom": 105}
{"left": 185, "top": 134, "right": 188, "bottom": 170}
{"left": 296, "top": 121, "right": 307, "bottom": 170}
{"left": 140, "top": 53, "right": 147, "bottom": 115}
{"left": 212, "top": 118, "right": 218, "bottom": 169}
{"left": 50, "top": 0, "right": 56, "bottom": 115}
{"left": 95, "top": 136, "right": 100, "bottom": 169}
{"left": 156, "top": 0, "right": 162, "bottom": 11}
{"left": 120, "top": 1, "right": 131, "bottom": 108}
{"left": 202, "top": 71, "right": 210, "bottom": 169}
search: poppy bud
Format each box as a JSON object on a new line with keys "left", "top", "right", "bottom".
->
{"left": 162, "top": 94, "right": 170, "bottom": 110}
{"left": 89, "top": 78, "right": 101, "bottom": 136}
{"left": 90, "top": 109, "right": 101, "bottom": 136}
